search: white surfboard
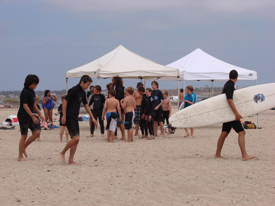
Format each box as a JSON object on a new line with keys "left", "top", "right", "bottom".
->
{"left": 169, "top": 83, "right": 275, "bottom": 128}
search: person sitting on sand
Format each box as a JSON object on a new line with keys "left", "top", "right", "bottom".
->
{"left": 120, "top": 87, "right": 136, "bottom": 142}
{"left": 102, "top": 90, "right": 121, "bottom": 142}
{"left": 59, "top": 75, "right": 97, "bottom": 165}
{"left": 215, "top": 70, "right": 255, "bottom": 161}
{"left": 17, "top": 74, "right": 45, "bottom": 161}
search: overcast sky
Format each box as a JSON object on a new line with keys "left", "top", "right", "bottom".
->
{"left": 0, "top": 0, "right": 274, "bottom": 91}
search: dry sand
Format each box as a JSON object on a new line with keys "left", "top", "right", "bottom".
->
{"left": 0, "top": 107, "right": 275, "bottom": 206}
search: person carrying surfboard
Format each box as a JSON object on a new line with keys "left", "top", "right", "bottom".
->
{"left": 215, "top": 70, "right": 255, "bottom": 161}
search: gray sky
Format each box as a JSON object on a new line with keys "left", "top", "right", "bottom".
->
{"left": 0, "top": 0, "right": 274, "bottom": 91}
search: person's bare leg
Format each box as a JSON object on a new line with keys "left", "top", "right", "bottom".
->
{"left": 60, "top": 136, "right": 79, "bottom": 163}
{"left": 190, "top": 128, "right": 194, "bottom": 138}
{"left": 107, "top": 130, "right": 111, "bottom": 142}
{"left": 215, "top": 131, "right": 228, "bottom": 159}
{"left": 44, "top": 108, "right": 49, "bottom": 123}
{"left": 135, "top": 124, "right": 139, "bottom": 136}
{"left": 18, "top": 135, "right": 28, "bottom": 161}
{"left": 68, "top": 143, "right": 80, "bottom": 165}
{"left": 110, "top": 131, "right": 115, "bottom": 142}
{"left": 24, "top": 130, "right": 40, "bottom": 150}
{"left": 159, "top": 122, "right": 165, "bottom": 136}
{"left": 60, "top": 126, "right": 64, "bottom": 142}
{"left": 65, "top": 127, "right": 69, "bottom": 142}
{"left": 127, "top": 129, "right": 131, "bottom": 142}
{"left": 130, "top": 128, "right": 134, "bottom": 141}
{"left": 184, "top": 128, "right": 190, "bottom": 137}
{"left": 238, "top": 131, "right": 255, "bottom": 161}
{"left": 49, "top": 109, "right": 53, "bottom": 129}
{"left": 119, "top": 124, "right": 126, "bottom": 140}
{"left": 153, "top": 121, "right": 158, "bottom": 137}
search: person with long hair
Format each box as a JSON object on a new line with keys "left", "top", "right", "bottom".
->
{"left": 42, "top": 90, "right": 56, "bottom": 128}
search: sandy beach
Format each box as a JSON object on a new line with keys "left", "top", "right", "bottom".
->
{"left": 0, "top": 107, "right": 274, "bottom": 206}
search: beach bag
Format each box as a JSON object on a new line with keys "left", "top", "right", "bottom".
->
{"left": 242, "top": 121, "right": 256, "bottom": 129}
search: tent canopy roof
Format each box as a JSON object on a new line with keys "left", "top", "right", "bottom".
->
{"left": 167, "top": 48, "right": 257, "bottom": 81}
{"left": 66, "top": 45, "right": 179, "bottom": 79}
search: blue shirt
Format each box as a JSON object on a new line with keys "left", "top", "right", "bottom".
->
{"left": 183, "top": 92, "right": 197, "bottom": 107}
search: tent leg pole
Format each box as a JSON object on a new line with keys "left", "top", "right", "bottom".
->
{"left": 183, "top": 81, "right": 185, "bottom": 96}
{"left": 177, "top": 79, "right": 180, "bottom": 107}
{"left": 66, "top": 78, "right": 68, "bottom": 94}
{"left": 97, "top": 78, "right": 99, "bottom": 85}
{"left": 212, "top": 80, "right": 214, "bottom": 97}
{"left": 255, "top": 79, "right": 260, "bottom": 129}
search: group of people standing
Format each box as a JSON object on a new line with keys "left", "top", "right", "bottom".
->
{"left": 17, "top": 69, "right": 255, "bottom": 164}
{"left": 85, "top": 76, "right": 174, "bottom": 142}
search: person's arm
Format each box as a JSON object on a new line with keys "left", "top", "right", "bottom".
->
{"left": 155, "top": 99, "right": 165, "bottom": 110}
{"left": 42, "top": 97, "right": 48, "bottom": 105}
{"left": 228, "top": 99, "right": 242, "bottom": 120}
{"left": 120, "top": 98, "right": 126, "bottom": 109}
{"left": 168, "top": 99, "right": 172, "bottom": 117}
{"left": 61, "top": 100, "right": 67, "bottom": 124}
{"left": 134, "top": 91, "right": 141, "bottom": 100}
{"left": 51, "top": 95, "right": 57, "bottom": 102}
{"left": 84, "top": 103, "right": 97, "bottom": 125}
{"left": 33, "top": 102, "right": 45, "bottom": 122}
{"left": 117, "top": 101, "right": 121, "bottom": 121}
{"left": 23, "top": 104, "right": 39, "bottom": 124}
{"left": 102, "top": 100, "right": 108, "bottom": 120}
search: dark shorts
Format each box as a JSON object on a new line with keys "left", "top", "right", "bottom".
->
{"left": 163, "top": 110, "right": 169, "bottom": 124}
{"left": 134, "top": 106, "right": 141, "bottom": 124}
{"left": 222, "top": 120, "right": 244, "bottom": 134}
{"left": 153, "top": 109, "right": 163, "bottom": 122}
{"left": 19, "top": 119, "right": 41, "bottom": 136}
{"left": 66, "top": 116, "right": 79, "bottom": 138}
{"left": 125, "top": 111, "right": 134, "bottom": 130}
{"left": 117, "top": 113, "right": 124, "bottom": 125}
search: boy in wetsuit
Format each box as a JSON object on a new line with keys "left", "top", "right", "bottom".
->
{"left": 89, "top": 85, "right": 105, "bottom": 137}
{"left": 151, "top": 81, "right": 165, "bottom": 137}
{"left": 215, "top": 70, "right": 255, "bottom": 161}
{"left": 17, "top": 74, "right": 45, "bottom": 161}
{"left": 58, "top": 94, "right": 69, "bottom": 142}
{"left": 102, "top": 90, "right": 121, "bottom": 142}
{"left": 139, "top": 87, "right": 148, "bottom": 138}
{"left": 59, "top": 75, "right": 97, "bottom": 165}
{"left": 133, "top": 82, "right": 143, "bottom": 136}
{"left": 120, "top": 87, "right": 136, "bottom": 142}
{"left": 145, "top": 88, "right": 155, "bottom": 139}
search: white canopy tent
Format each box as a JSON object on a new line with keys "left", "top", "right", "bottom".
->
{"left": 66, "top": 45, "right": 179, "bottom": 90}
{"left": 167, "top": 48, "right": 257, "bottom": 82}
{"left": 165, "top": 48, "right": 259, "bottom": 127}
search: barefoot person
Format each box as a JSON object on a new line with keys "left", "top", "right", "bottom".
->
{"left": 215, "top": 70, "right": 255, "bottom": 161}
{"left": 162, "top": 90, "right": 172, "bottom": 133}
{"left": 182, "top": 85, "right": 197, "bottom": 138}
{"left": 58, "top": 94, "right": 69, "bottom": 142}
{"left": 59, "top": 75, "right": 97, "bottom": 165}
{"left": 133, "top": 82, "right": 143, "bottom": 136}
{"left": 17, "top": 74, "right": 45, "bottom": 161}
{"left": 112, "top": 76, "right": 126, "bottom": 140}
{"left": 89, "top": 85, "right": 105, "bottom": 137}
{"left": 102, "top": 90, "right": 121, "bottom": 142}
{"left": 120, "top": 87, "right": 136, "bottom": 142}
{"left": 151, "top": 81, "right": 165, "bottom": 137}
